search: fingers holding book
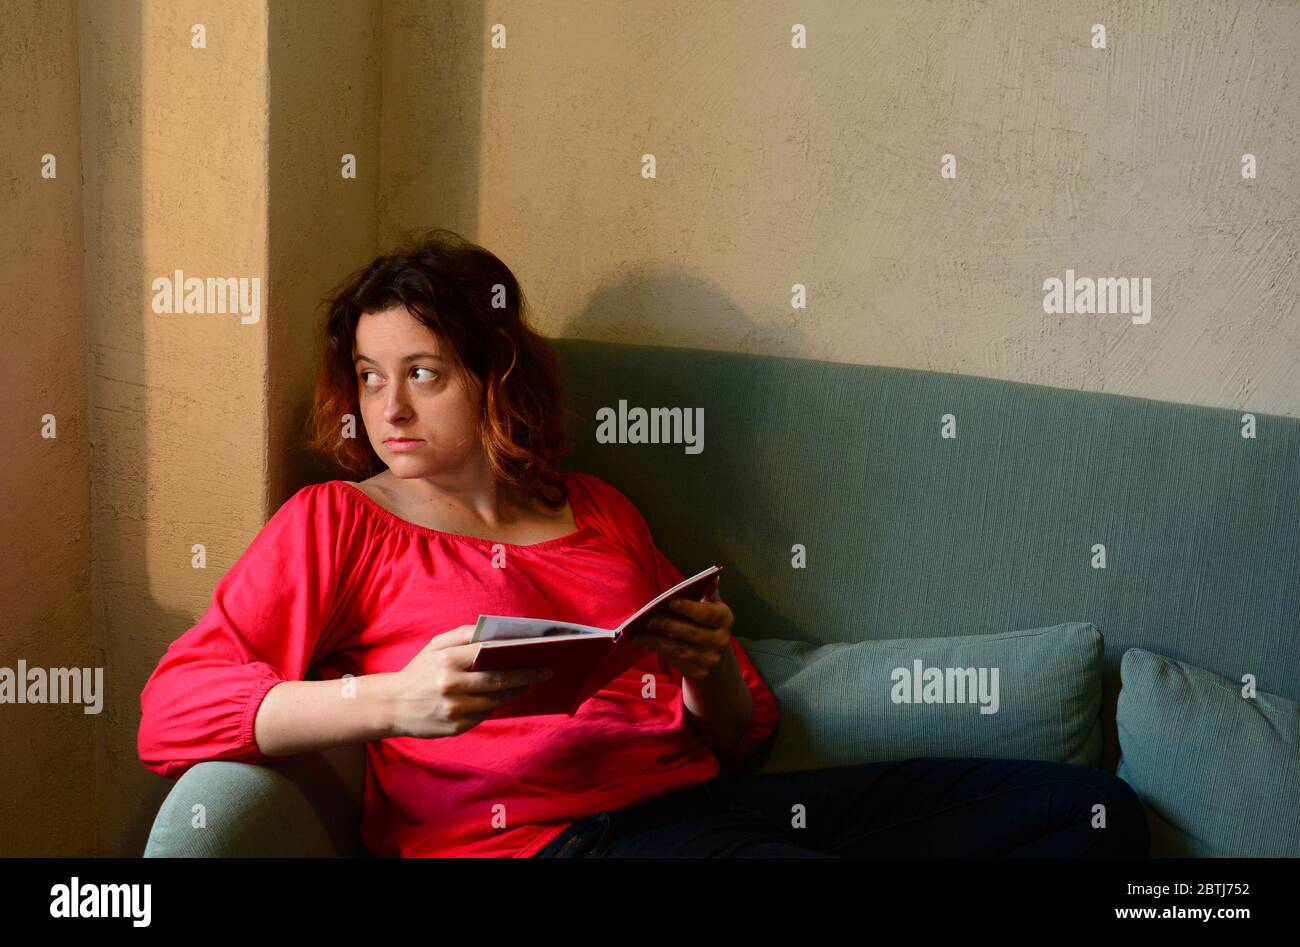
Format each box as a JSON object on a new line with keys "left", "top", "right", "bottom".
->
{"left": 638, "top": 591, "right": 733, "bottom": 680}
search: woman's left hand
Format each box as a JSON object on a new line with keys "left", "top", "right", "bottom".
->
{"left": 636, "top": 576, "right": 732, "bottom": 680}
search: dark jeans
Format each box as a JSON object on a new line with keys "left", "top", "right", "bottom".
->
{"left": 533, "top": 757, "right": 1150, "bottom": 857}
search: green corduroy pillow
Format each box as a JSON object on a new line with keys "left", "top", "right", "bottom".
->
{"left": 740, "top": 621, "right": 1105, "bottom": 774}
{"left": 1116, "top": 647, "right": 1300, "bottom": 857}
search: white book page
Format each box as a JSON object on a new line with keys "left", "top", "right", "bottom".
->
{"left": 615, "top": 565, "right": 721, "bottom": 632}
{"left": 474, "top": 615, "right": 614, "bottom": 644}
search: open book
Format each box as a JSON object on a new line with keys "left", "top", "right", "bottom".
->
{"left": 468, "top": 565, "right": 724, "bottom": 719}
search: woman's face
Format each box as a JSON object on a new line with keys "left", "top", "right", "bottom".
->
{"left": 352, "top": 304, "right": 482, "bottom": 478}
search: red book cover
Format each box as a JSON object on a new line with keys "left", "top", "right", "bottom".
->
{"left": 468, "top": 565, "right": 724, "bottom": 718}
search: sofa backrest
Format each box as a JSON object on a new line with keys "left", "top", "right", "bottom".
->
{"left": 552, "top": 338, "right": 1300, "bottom": 770}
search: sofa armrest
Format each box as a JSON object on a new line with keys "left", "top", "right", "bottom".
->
{"left": 143, "top": 743, "right": 367, "bottom": 857}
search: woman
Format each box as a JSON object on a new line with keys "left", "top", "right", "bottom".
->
{"left": 137, "top": 229, "right": 1150, "bottom": 858}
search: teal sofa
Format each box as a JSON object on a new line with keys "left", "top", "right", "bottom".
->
{"left": 144, "top": 339, "right": 1300, "bottom": 857}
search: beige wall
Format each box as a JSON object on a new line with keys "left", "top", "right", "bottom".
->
{"left": 2, "top": 0, "right": 1296, "bottom": 855}
{"left": 79, "top": 0, "right": 273, "bottom": 859}
{"left": 0, "top": 0, "right": 95, "bottom": 857}
{"left": 385, "top": 0, "right": 1300, "bottom": 417}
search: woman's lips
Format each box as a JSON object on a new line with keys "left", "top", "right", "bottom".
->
{"left": 384, "top": 438, "right": 423, "bottom": 453}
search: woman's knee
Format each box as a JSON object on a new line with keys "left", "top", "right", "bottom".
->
{"left": 1069, "top": 769, "right": 1150, "bottom": 856}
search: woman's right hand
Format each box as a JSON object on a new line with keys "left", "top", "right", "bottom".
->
{"left": 385, "top": 625, "right": 554, "bottom": 739}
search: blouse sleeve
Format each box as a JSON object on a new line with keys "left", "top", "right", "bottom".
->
{"left": 575, "top": 473, "right": 780, "bottom": 774}
{"left": 137, "top": 482, "right": 362, "bottom": 780}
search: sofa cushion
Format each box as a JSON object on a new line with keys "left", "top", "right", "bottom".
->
{"left": 1116, "top": 647, "right": 1300, "bottom": 857}
{"left": 740, "top": 621, "right": 1104, "bottom": 774}
{"left": 143, "top": 741, "right": 370, "bottom": 858}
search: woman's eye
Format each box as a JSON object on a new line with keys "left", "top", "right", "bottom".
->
{"left": 357, "top": 368, "right": 436, "bottom": 385}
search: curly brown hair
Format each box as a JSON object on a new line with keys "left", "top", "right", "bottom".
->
{"left": 307, "top": 228, "right": 574, "bottom": 507}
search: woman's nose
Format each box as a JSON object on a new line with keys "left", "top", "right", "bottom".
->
{"left": 383, "top": 386, "right": 410, "bottom": 420}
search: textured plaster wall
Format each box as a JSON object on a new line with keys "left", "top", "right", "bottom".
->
{"left": 267, "top": 0, "right": 384, "bottom": 506}
{"left": 0, "top": 0, "right": 95, "bottom": 857}
{"left": 384, "top": 0, "right": 1300, "bottom": 417}
{"left": 81, "top": 0, "right": 271, "bottom": 857}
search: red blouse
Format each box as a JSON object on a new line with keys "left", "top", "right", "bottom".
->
{"left": 137, "top": 471, "right": 780, "bottom": 857}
